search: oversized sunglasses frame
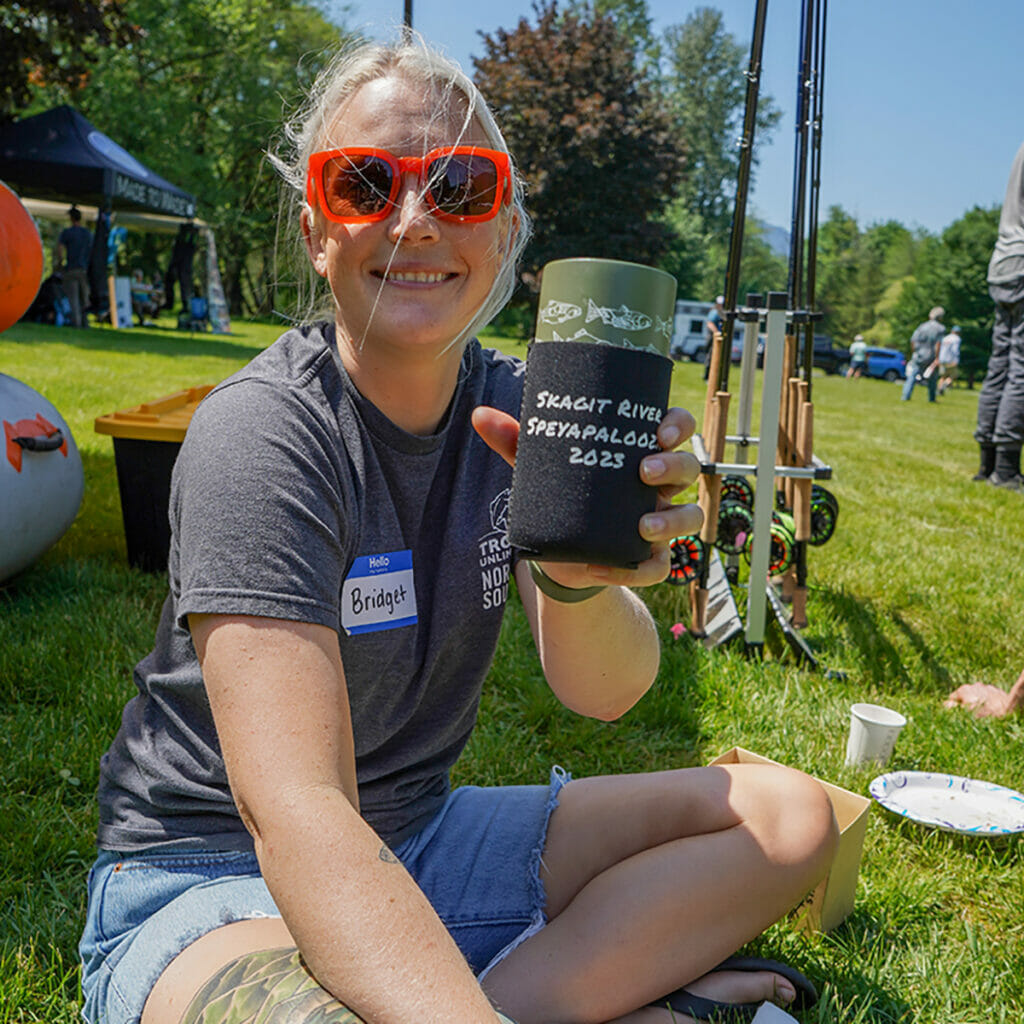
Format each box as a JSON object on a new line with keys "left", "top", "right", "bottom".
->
{"left": 306, "top": 146, "right": 512, "bottom": 224}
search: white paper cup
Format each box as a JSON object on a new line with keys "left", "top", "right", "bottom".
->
{"left": 845, "top": 702, "right": 906, "bottom": 767}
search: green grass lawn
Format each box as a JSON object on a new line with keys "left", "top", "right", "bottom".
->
{"left": 2, "top": 319, "right": 1023, "bottom": 1022}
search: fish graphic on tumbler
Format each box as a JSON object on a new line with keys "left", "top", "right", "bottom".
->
{"left": 585, "top": 298, "right": 652, "bottom": 333}
{"left": 538, "top": 299, "right": 583, "bottom": 325}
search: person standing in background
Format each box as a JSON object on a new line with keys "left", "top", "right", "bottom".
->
{"left": 847, "top": 333, "right": 868, "bottom": 378}
{"left": 973, "top": 141, "right": 1024, "bottom": 489}
{"left": 901, "top": 306, "right": 944, "bottom": 402}
{"left": 55, "top": 207, "right": 93, "bottom": 327}
{"left": 937, "top": 325, "right": 961, "bottom": 394}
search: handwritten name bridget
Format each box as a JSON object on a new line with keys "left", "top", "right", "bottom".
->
{"left": 348, "top": 582, "right": 408, "bottom": 617}
{"left": 533, "top": 390, "right": 663, "bottom": 423}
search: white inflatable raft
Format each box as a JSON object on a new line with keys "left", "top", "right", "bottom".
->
{"left": 1, "top": 373, "right": 84, "bottom": 583}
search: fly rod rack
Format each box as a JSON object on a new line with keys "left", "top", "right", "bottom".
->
{"left": 689, "top": 292, "right": 833, "bottom": 663}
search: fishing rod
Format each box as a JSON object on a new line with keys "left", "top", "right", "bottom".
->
{"left": 802, "top": 0, "right": 827, "bottom": 388}
{"left": 791, "top": 0, "right": 829, "bottom": 628}
{"left": 777, "top": 0, "right": 815, "bottom": 506}
{"left": 786, "top": 0, "right": 814, "bottom": 320}
{"left": 715, "top": 0, "right": 770, "bottom": 397}
{"left": 692, "top": 0, "right": 770, "bottom": 636}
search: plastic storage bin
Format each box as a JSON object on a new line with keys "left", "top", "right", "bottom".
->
{"left": 95, "top": 385, "right": 213, "bottom": 572}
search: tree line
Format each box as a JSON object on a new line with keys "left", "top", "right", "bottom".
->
{"left": 3, "top": 0, "right": 999, "bottom": 373}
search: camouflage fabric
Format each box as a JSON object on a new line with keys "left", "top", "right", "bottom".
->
{"left": 182, "top": 947, "right": 366, "bottom": 1023}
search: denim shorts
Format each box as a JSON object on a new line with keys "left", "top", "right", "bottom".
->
{"left": 79, "top": 768, "right": 568, "bottom": 1024}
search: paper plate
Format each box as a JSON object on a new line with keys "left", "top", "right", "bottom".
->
{"left": 869, "top": 771, "right": 1024, "bottom": 835}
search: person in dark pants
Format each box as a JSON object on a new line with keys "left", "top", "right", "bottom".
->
{"left": 974, "top": 141, "right": 1024, "bottom": 490}
{"left": 164, "top": 221, "right": 199, "bottom": 312}
{"left": 901, "top": 306, "right": 944, "bottom": 402}
{"left": 55, "top": 207, "right": 93, "bottom": 327}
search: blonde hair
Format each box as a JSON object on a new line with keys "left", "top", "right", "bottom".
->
{"left": 270, "top": 34, "right": 531, "bottom": 345}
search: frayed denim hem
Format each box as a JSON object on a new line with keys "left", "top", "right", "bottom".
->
{"left": 476, "top": 765, "right": 571, "bottom": 981}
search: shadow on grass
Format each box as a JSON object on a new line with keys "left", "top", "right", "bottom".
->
{"left": 5, "top": 321, "right": 265, "bottom": 362}
{"left": 809, "top": 908, "right": 916, "bottom": 1023}
{"left": 873, "top": 813, "right": 1023, "bottom": 866}
{"left": 812, "top": 585, "right": 920, "bottom": 688}
{"left": 889, "top": 610, "right": 954, "bottom": 695}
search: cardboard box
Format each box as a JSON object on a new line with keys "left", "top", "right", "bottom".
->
{"left": 95, "top": 386, "right": 214, "bottom": 572}
{"left": 709, "top": 746, "right": 871, "bottom": 932}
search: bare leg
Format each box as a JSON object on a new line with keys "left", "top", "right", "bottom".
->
{"left": 142, "top": 918, "right": 366, "bottom": 1024}
{"left": 483, "top": 763, "right": 837, "bottom": 1024}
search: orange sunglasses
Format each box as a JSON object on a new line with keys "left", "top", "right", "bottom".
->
{"left": 306, "top": 146, "right": 511, "bottom": 224}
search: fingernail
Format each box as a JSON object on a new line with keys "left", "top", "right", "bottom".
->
{"left": 661, "top": 425, "right": 680, "bottom": 447}
{"left": 642, "top": 514, "right": 664, "bottom": 534}
{"left": 643, "top": 457, "right": 665, "bottom": 480}
{"left": 589, "top": 565, "right": 610, "bottom": 578}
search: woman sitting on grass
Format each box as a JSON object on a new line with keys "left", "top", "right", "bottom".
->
{"left": 79, "top": 37, "right": 837, "bottom": 1024}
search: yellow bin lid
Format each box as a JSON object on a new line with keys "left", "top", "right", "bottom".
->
{"left": 94, "top": 385, "right": 215, "bottom": 443}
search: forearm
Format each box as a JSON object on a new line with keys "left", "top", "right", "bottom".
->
{"left": 526, "top": 569, "right": 660, "bottom": 719}
{"left": 473, "top": 405, "right": 698, "bottom": 721}
{"left": 1007, "top": 668, "right": 1024, "bottom": 711}
{"left": 256, "top": 792, "right": 502, "bottom": 1024}
{"left": 194, "top": 615, "right": 503, "bottom": 1023}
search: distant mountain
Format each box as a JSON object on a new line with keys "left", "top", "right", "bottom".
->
{"left": 759, "top": 221, "right": 790, "bottom": 258}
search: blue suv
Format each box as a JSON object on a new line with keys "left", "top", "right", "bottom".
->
{"left": 863, "top": 346, "right": 906, "bottom": 381}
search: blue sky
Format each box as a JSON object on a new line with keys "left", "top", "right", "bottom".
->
{"left": 343, "top": 0, "right": 1023, "bottom": 236}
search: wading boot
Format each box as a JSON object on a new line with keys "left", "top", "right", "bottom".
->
{"left": 972, "top": 444, "right": 995, "bottom": 481}
{"left": 989, "top": 445, "right": 1023, "bottom": 491}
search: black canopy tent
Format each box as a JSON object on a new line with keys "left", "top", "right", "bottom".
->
{"left": 0, "top": 106, "right": 229, "bottom": 332}
{"left": 0, "top": 105, "right": 196, "bottom": 218}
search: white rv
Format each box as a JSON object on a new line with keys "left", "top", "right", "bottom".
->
{"left": 670, "top": 299, "right": 742, "bottom": 362}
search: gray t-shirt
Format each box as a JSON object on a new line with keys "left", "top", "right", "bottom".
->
{"left": 909, "top": 319, "right": 944, "bottom": 367}
{"left": 96, "top": 323, "right": 525, "bottom": 851}
{"left": 989, "top": 141, "right": 1024, "bottom": 285}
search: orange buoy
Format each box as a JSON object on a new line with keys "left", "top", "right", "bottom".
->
{"left": 0, "top": 181, "right": 44, "bottom": 333}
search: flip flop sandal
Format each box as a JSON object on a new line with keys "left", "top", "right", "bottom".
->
{"left": 649, "top": 954, "right": 818, "bottom": 1023}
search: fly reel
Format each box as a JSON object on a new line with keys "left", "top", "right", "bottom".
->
{"left": 667, "top": 534, "right": 706, "bottom": 584}
{"left": 744, "top": 510, "right": 796, "bottom": 575}
{"left": 809, "top": 485, "right": 839, "bottom": 546}
{"left": 716, "top": 499, "right": 754, "bottom": 554}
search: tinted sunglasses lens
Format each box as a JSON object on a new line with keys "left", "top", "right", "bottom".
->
{"left": 428, "top": 154, "right": 500, "bottom": 218}
{"left": 322, "top": 154, "right": 394, "bottom": 218}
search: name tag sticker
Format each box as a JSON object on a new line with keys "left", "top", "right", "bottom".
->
{"left": 341, "top": 549, "right": 417, "bottom": 636}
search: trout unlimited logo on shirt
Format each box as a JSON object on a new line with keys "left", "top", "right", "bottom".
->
{"left": 477, "top": 488, "right": 512, "bottom": 611}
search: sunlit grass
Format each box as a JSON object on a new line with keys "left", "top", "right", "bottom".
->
{"left": 2, "top": 323, "right": 1022, "bottom": 1021}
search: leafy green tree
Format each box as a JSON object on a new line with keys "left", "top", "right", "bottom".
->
{"left": 889, "top": 206, "right": 998, "bottom": 383}
{"left": 586, "top": 0, "right": 661, "bottom": 67}
{"left": 814, "top": 207, "right": 880, "bottom": 343}
{"left": 0, "top": 1, "right": 139, "bottom": 123}
{"left": 26, "top": 0, "right": 344, "bottom": 316}
{"left": 660, "top": 7, "right": 781, "bottom": 239}
{"left": 474, "top": 1, "right": 686, "bottom": 300}
{"left": 697, "top": 217, "right": 787, "bottom": 302}
{"left": 657, "top": 200, "right": 707, "bottom": 300}
{"left": 871, "top": 219, "right": 920, "bottom": 282}
{"left": 811, "top": 207, "right": 929, "bottom": 345}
